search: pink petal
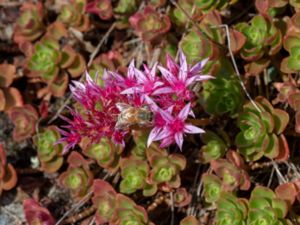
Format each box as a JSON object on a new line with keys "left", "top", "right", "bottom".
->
{"left": 158, "top": 66, "right": 176, "bottom": 85}
{"left": 189, "top": 109, "right": 195, "bottom": 118}
{"left": 121, "top": 87, "right": 140, "bottom": 95}
{"left": 159, "top": 108, "right": 173, "bottom": 122}
{"left": 144, "top": 95, "right": 159, "bottom": 112}
{"left": 160, "top": 135, "right": 174, "bottom": 148}
{"left": 190, "top": 58, "right": 209, "bottom": 75}
{"left": 134, "top": 68, "right": 147, "bottom": 83}
{"left": 152, "top": 87, "right": 173, "bottom": 95}
{"left": 147, "top": 127, "right": 162, "bottom": 147}
{"left": 149, "top": 62, "right": 158, "bottom": 80}
{"left": 155, "top": 127, "right": 172, "bottom": 141}
{"left": 179, "top": 50, "right": 187, "bottom": 73}
{"left": 184, "top": 124, "right": 205, "bottom": 134}
{"left": 127, "top": 60, "right": 135, "bottom": 79}
{"left": 195, "top": 75, "right": 214, "bottom": 81}
{"left": 178, "top": 103, "right": 191, "bottom": 120}
{"left": 175, "top": 132, "right": 183, "bottom": 151}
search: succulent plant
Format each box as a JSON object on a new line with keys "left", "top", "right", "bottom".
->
{"left": 215, "top": 192, "right": 248, "bottom": 225}
{"left": 170, "top": 0, "right": 198, "bottom": 27}
{"left": 13, "top": 2, "right": 44, "bottom": 44}
{"left": 147, "top": 145, "right": 186, "bottom": 193}
{"left": 114, "top": 0, "right": 138, "bottom": 28}
{"left": 110, "top": 194, "right": 154, "bottom": 225}
{"left": 92, "top": 179, "right": 117, "bottom": 224}
{"left": 59, "top": 152, "right": 93, "bottom": 199}
{"left": 275, "top": 181, "right": 300, "bottom": 206}
{"left": 235, "top": 14, "right": 282, "bottom": 62}
{"left": 85, "top": 0, "right": 113, "bottom": 20}
{"left": 58, "top": 0, "right": 89, "bottom": 31}
{"left": 33, "top": 126, "right": 64, "bottom": 173}
{"left": 81, "top": 137, "right": 122, "bottom": 173}
{"left": 8, "top": 104, "right": 39, "bottom": 142}
{"left": 202, "top": 173, "right": 222, "bottom": 203}
{"left": 0, "top": 63, "right": 23, "bottom": 112}
{"left": 235, "top": 96, "right": 290, "bottom": 161}
{"left": 131, "top": 130, "right": 148, "bottom": 160}
{"left": 173, "top": 187, "right": 192, "bottom": 207}
{"left": 119, "top": 156, "right": 149, "bottom": 195}
{"left": 247, "top": 186, "right": 292, "bottom": 225}
{"left": 129, "top": 6, "right": 171, "bottom": 44}
{"left": 210, "top": 151, "right": 251, "bottom": 192}
{"left": 179, "top": 11, "right": 223, "bottom": 74}
{"left": 180, "top": 216, "right": 199, "bottom": 225}
{"left": 202, "top": 76, "right": 244, "bottom": 117}
{"left": 23, "top": 199, "right": 56, "bottom": 225}
{"left": 0, "top": 145, "right": 17, "bottom": 195}
{"left": 199, "top": 131, "right": 228, "bottom": 163}
{"left": 28, "top": 38, "right": 85, "bottom": 81}
{"left": 280, "top": 13, "right": 300, "bottom": 73}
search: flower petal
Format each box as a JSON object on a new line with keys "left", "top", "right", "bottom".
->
{"left": 184, "top": 124, "right": 205, "bottom": 134}
{"left": 152, "top": 87, "right": 173, "bottom": 95}
{"left": 158, "top": 66, "right": 176, "bottom": 85}
{"left": 159, "top": 108, "right": 173, "bottom": 122}
{"left": 147, "top": 127, "right": 162, "bottom": 147}
{"left": 175, "top": 132, "right": 184, "bottom": 151}
{"left": 190, "top": 58, "right": 209, "bottom": 75}
{"left": 178, "top": 103, "right": 191, "bottom": 120}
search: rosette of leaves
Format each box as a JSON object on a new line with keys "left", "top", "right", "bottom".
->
{"left": 8, "top": 104, "right": 38, "bottom": 142}
{"left": 82, "top": 137, "right": 122, "bottom": 173}
{"left": 235, "top": 96, "right": 290, "bottom": 161}
{"left": 33, "top": 126, "right": 63, "bottom": 173}
{"left": 59, "top": 152, "right": 93, "bottom": 199}
{"left": 202, "top": 76, "right": 244, "bottom": 117}
{"left": 129, "top": 6, "right": 171, "bottom": 45}
{"left": 92, "top": 179, "right": 117, "bottom": 224}
{"left": 173, "top": 187, "right": 192, "bottom": 207}
{"left": 235, "top": 14, "right": 282, "bottom": 62}
{"left": 210, "top": 151, "right": 251, "bottom": 192}
{"left": 146, "top": 145, "right": 186, "bottom": 193}
{"left": 202, "top": 173, "right": 222, "bottom": 203}
{"left": 110, "top": 194, "right": 154, "bottom": 225}
{"left": 114, "top": 0, "right": 138, "bottom": 29}
{"left": 85, "top": 0, "right": 113, "bottom": 20}
{"left": 215, "top": 193, "right": 248, "bottom": 225}
{"left": 180, "top": 11, "right": 223, "bottom": 74}
{"left": 23, "top": 199, "right": 55, "bottom": 225}
{"left": 28, "top": 38, "right": 85, "bottom": 96}
{"left": 58, "top": 0, "right": 89, "bottom": 31}
{"left": 0, "top": 63, "right": 23, "bottom": 112}
{"left": 275, "top": 179, "right": 300, "bottom": 206}
{"left": 0, "top": 145, "right": 17, "bottom": 195}
{"left": 199, "top": 131, "right": 228, "bottom": 163}
{"left": 13, "top": 2, "right": 44, "bottom": 44}
{"left": 281, "top": 13, "right": 300, "bottom": 73}
{"left": 170, "top": 0, "right": 199, "bottom": 27}
{"left": 247, "top": 186, "right": 292, "bottom": 225}
{"left": 119, "top": 157, "right": 149, "bottom": 195}
{"left": 180, "top": 216, "right": 199, "bottom": 225}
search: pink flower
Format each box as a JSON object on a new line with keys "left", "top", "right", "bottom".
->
{"left": 147, "top": 99, "right": 205, "bottom": 150}
{"left": 153, "top": 50, "right": 213, "bottom": 99}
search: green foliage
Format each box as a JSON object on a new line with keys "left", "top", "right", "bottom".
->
{"left": 200, "top": 131, "right": 228, "bottom": 163}
{"left": 33, "top": 126, "right": 63, "bottom": 173}
{"left": 119, "top": 157, "right": 149, "bottom": 194}
{"left": 202, "top": 173, "right": 222, "bottom": 203}
{"left": 235, "top": 14, "right": 282, "bottom": 61}
{"left": 235, "top": 96, "right": 289, "bottom": 161}
{"left": 202, "top": 76, "right": 244, "bottom": 116}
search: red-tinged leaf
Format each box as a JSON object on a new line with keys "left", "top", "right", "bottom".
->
{"left": 0, "top": 90, "right": 5, "bottom": 111}
{"left": 180, "top": 215, "right": 199, "bottom": 225}
{"left": 60, "top": 46, "right": 77, "bottom": 69}
{"left": 2, "top": 164, "right": 17, "bottom": 191}
{"left": 275, "top": 182, "right": 297, "bottom": 206}
{"left": 68, "top": 54, "right": 86, "bottom": 78}
{"left": 244, "top": 58, "right": 270, "bottom": 76}
{"left": 229, "top": 29, "right": 246, "bottom": 53}
{"left": 273, "top": 108, "right": 289, "bottom": 134}
{"left": 0, "top": 144, "right": 7, "bottom": 179}
{"left": 280, "top": 57, "right": 294, "bottom": 74}
{"left": 0, "top": 63, "right": 15, "bottom": 88}
{"left": 46, "top": 21, "right": 68, "bottom": 40}
{"left": 275, "top": 134, "right": 290, "bottom": 161}
{"left": 288, "top": 93, "right": 300, "bottom": 111}
{"left": 255, "top": 0, "right": 270, "bottom": 14}
{"left": 93, "top": 179, "right": 116, "bottom": 197}
{"left": 67, "top": 151, "right": 89, "bottom": 168}
{"left": 2, "top": 87, "right": 24, "bottom": 111}
{"left": 23, "top": 199, "right": 56, "bottom": 225}
{"left": 49, "top": 72, "right": 69, "bottom": 97}
{"left": 41, "top": 156, "right": 64, "bottom": 173}
{"left": 226, "top": 150, "right": 247, "bottom": 170}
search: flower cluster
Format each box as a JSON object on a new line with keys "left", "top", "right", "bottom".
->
{"left": 59, "top": 51, "right": 212, "bottom": 153}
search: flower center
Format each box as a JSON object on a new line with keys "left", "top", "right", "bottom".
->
{"left": 171, "top": 119, "right": 184, "bottom": 133}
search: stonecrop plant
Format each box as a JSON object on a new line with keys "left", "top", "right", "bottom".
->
{"left": 59, "top": 50, "right": 212, "bottom": 153}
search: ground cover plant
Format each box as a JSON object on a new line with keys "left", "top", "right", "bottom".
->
{"left": 1, "top": 0, "right": 300, "bottom": 224}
